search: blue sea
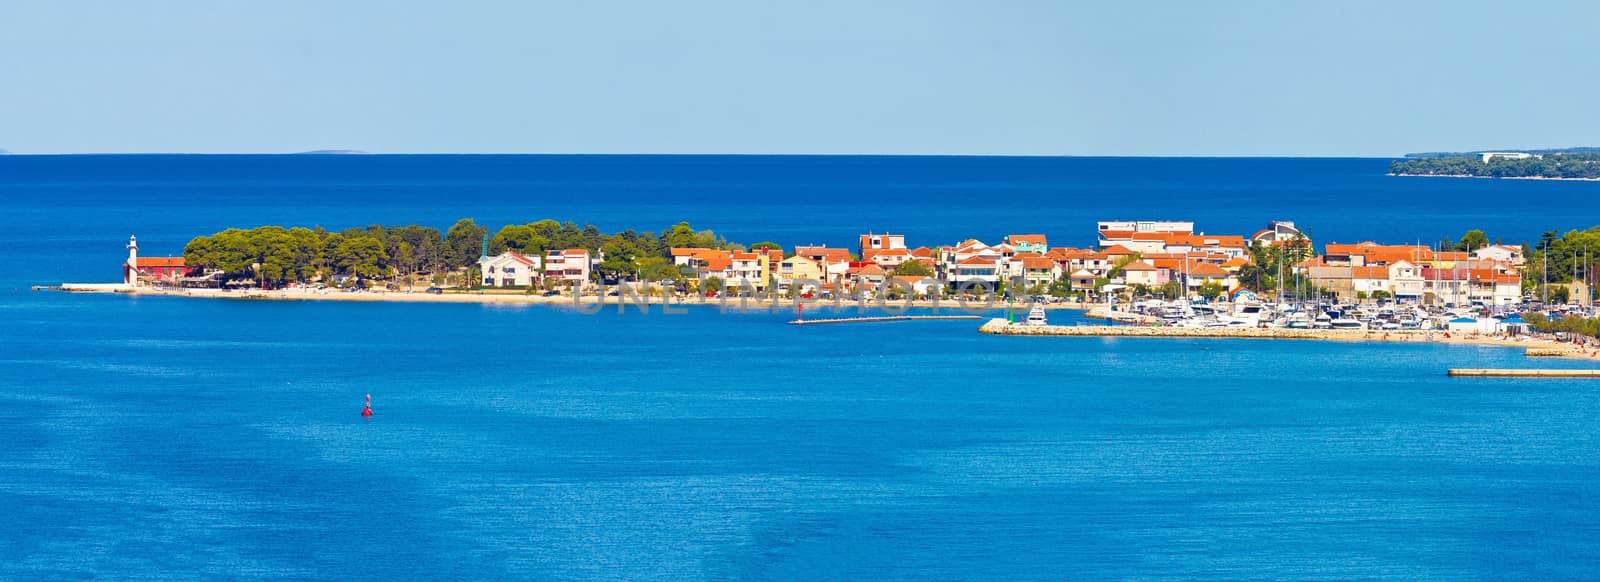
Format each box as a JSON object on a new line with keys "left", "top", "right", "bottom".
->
{"left": 3, "top": 155, "right": 1600, "bottom": 579}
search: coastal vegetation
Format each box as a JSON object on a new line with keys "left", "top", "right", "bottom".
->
{"left": 182, "top": 219, "right": 737, "bottom": 288}
{"left": 1390, "top": 153, "right": 1600, "bottom": 179}
{"left": 1522, "top": 312, "right": 1600, "bottom": 338}
{"left": 1234, "top": 233, "right": 1322, "bottom": 299}
{"left": 1520, "top": 227, "right": 1600, "bottom": 301}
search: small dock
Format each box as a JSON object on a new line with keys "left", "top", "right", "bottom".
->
{"left": 1448, "top": 368, "right": 1600, "bottom": 378}
{"left": 788, "top": 315, "right": 983, "bottom": 326}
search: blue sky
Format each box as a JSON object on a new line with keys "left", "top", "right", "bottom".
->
{"left": 2, "top": 1, "right": 1596, "bottom": 156}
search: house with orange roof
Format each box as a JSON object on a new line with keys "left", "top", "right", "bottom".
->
{"left": 864, "top": 247, "right": 916, "bottom": 267}
{"left": 847, "top": 263, "right": 888, "bottom": 291}
{"left": 673, "top": 247, "right": 770, "bottom": 291}
{"left": 1098, "top": 220, "right": 1249, "bottom": 258}
{"left": 1328, "top": 260, "right": 1428, "bottom": 301}
{"left": 1421, "top": 266, "right": 1522, "bottom": 306}
{"left": 1068, "top": 269, "right": 1099, "bottom": 291}
{"left": 727, "top": 252, "right": 768, "bottom": 290}
{"left": 1005, "top": 234, "right": 1048, "bottom": 254}
{"left": 794, "top": 245, "right": 853, "bottom": 264}
{"left": 951, "top": 256, "right": 1001, "bottom": 289}
{"left": 1182, "top": 261, "right": 1233, "bottom": 290}
{"left": 776, "top": 255, "right": 824, "bottom": 293}
{"left": 478, "top": 251, "right": 542, "bottom": 287}
{"left": 1118, "top": 260, "right": 1166, "bottom": 287}
{"left": 133, "top": 256, "right": 197, "bottom": 284}
{"left": 938, "top": 239, "right": 1004, "bottom": 289}
{"left": 858, "top": 233, "right": 906, "bottom": 257}
{"left": 1100, "top": 245, "right": 1138, "bottom": 260}
{"left": 1041, "top": 247, "right": 1113, "bottom": 278}
{"left": 1008, "top": 255, "right": 1061, "bottom": 288}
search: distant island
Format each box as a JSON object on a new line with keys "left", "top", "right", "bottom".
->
{"left": 1401, "top": 146, "right": 1600, "bottom": 159}
{"left": 1390, "top": 150, "right": 1600, "bottom": 180}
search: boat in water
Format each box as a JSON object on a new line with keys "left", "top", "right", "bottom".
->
{"left": 1024, "top": 305, "right": 1048, "bottom": 326}
{"left": 1329, "top": 317, "right": 1365, "bottom": 330}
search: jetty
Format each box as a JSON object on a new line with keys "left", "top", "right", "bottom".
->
{"left": 788, "top": 315, "right": 983, "bottom": 326}
{"left": 1448, "top": 369, "right": 1600, "bottom": 378}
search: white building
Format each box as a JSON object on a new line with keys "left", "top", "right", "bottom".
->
{"left": 1250, "top": 221, "right": 1307, "bottom": 246}
{"left": 1471, "top": 244, "right": 1525, "bottom": 267}
{"left": 479, "top": 251, "right": 542, "bottom": 287}
{"left": 544, "top": 249, "right": 593, "bottom": 289}
{"left": 1096, "top": 220, "right": 1195, "bottom": 234}
{"left": 1480, "top": 152, "right": 1538, "bottom": 163}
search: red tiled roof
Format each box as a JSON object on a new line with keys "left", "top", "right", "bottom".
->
{"left": 137, "top": 257, "right": 185, "bottom": 267}
{"left": 1352, "top": 266, "right": 1389, "bottom": 279}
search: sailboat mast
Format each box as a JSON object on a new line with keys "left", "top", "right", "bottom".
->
{"left": 1543, "top": 241, "right": 1549, "bottom": 306}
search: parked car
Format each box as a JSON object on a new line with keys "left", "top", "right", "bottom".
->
{"left": 426, "top": 287, "right": 444, "bottom": 294}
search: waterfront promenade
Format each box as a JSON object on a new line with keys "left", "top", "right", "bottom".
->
{"left": 67, "top": 285, "right": 1099, "bottom": 311}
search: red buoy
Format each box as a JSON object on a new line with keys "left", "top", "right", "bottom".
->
{"left": 361, "top": 394, "right": 373, "bottom": 417}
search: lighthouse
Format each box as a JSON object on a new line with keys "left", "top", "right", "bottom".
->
{"left": 124, "top": 235, "right": 139, "bottom": 286}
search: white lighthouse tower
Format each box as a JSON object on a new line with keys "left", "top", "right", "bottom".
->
{"left": 124, "top": 235, "right": 139, "bottom": 287}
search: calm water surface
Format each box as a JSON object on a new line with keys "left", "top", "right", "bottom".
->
{"left": 2, "top": 156, "right": 1599, "bottom": 578}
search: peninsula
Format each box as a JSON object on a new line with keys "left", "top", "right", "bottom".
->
{"left": 1390, "top": 149, "right": 1600, "bottom": 180}
{"left": 48, "top": 217, "right": 1600, "bottom": 360}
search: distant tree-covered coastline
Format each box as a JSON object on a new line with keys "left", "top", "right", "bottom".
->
{"left": 1390, "top": 153, "right": 1600, "bottom": 180}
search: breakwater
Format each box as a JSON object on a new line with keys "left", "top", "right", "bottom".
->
{"left": 1448, "top": 368, "right": 1600, "bottom": 378}
{"left": 976, "top": 319, "right": 1600, "bottom": 362}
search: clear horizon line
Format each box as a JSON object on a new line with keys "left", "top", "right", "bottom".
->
{"left": 0, "top": 150, "right": 1408, "bottom": 159}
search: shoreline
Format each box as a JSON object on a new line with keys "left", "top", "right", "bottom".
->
{"left": 1389, "top": 172, "right": 1600, "bottom": 182}
{"left": 59, "top": 285, "right": 1100, "bottom": 312}
{"left": 48, "top": 286, "right": 1600, "bottom": 361}
{"left": 978, "top": 318, "right": 1600, "bottom": 361}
